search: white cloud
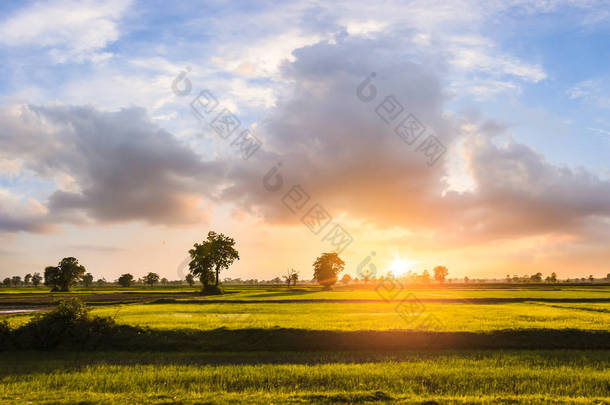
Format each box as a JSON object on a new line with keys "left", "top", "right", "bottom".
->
{"left": 0, "top": 188, "right": 50, "bottom": 232}
{"left": 0, "top": 0, "right": 131, "bottom": 63}
{"left": 567, "top": 79, "right": 610, "bottom": 109}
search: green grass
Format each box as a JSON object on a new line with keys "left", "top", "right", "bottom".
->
{"left": 7, "top": 300, "right": 610, "bottom": 331}
{"left": 2, "top": 286, "right": 610, "bottom": 403}
{"left": 2, "top": 284, "right": 610, "bottom": 299}
{"left": 72, "top": 301, "right": 610, "bottom": 332}
{"left": 190, "top": 285, "right": 610, "bottom": 301}
{"left": 0, "top": 350, "right": 608, "bottom": 404}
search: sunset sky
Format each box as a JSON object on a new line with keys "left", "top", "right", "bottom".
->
{"left": 1, "top": 0, "right": 609, "bottom": 281}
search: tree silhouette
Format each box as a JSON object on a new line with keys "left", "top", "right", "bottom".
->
{"left": 341, "top": 274, "right": 352, "bottom": 285}
{"left": 82, "top": 273, "right": 94, "bottom": 287}
{"left": 189, "top": 231, "right": 239, "bottom": 289}
{"left": 290, "top": 271, "right": 299, "bottom": 286}
{"left": 43, "top": 257, "right": 86, "bottom": 292}
{"left": 24, "top": 273, "right": 32, "bottom": 286}
{"left": 143, "top": 272, "right": 160, "bottom": 286}
{"left": 313, "top": 252, "right": 345, "bottom": 289}
{"left": 118, "top": 273, "right": 134, "bottom": 287}
{"left": 433, "top": 266, "right": 449, "bottom": 283}
{"left": 284, "top": 268, "right": 298, "bottom": 287}
{"left": 185, "top": 273, "right": 195, "bottom": 286}
{"left": 31, "top": 273, "right": 42, "bottom": 287}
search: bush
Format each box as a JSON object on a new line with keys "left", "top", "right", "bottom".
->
{"left": 201, "top": 284, "right": 224, "bottom": 295}
{"left": 6, "top": 298, "right": 119, "bottom": 350}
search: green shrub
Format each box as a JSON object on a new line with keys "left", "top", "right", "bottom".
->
{"left": 201, "top": 284, "right": 224, "bottom": 295}
{"left": 9, "top": 298, "right": 118, "bottom": 350}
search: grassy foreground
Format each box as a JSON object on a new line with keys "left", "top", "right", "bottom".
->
{"left": 1, "top": 350, "right": 608, "bottom": 404}
{"left": 1, "top": 285, "right": 609, "bottom": 403}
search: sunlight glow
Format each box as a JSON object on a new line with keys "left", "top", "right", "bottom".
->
{"left": 387, "top": 255, "right": 417, "bottom": 276}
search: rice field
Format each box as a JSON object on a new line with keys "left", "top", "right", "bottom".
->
{"left": 0, "top": 350, "right": 608, "bottom": 404}
{"left": 1, "top": 284, "right": 609, "bottom": 404}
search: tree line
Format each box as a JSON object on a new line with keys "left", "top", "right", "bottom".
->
{"left": 3, "top": 230, "right": 610, "bottom": 291}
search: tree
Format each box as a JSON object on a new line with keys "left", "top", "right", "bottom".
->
{"left": 143, "top": 272, "right": 160, "bottom": 286}
{"left": 185, "top": 273, "right": 195, "bottom": 286}
{"left": 313, "top": 252, "right": 345, "bottom": 289}
{"left": 341, "top": 274, "right": 352, "bottom": 285}
{"left": 291, "top": 271, "right": 299, "bottom": 286}
{"left": 464, "top": 276, "right": 469, "bottom": 284}
{"left": 44, "top": 257, "right": 87, "bottom": 292}
{"left": 548, "top": 272, "right": 557, "bottom": 283}
{"left": 118, "top": 273, "right": 134, "bottom": 287}
{"left": 606, "top": 273, "right": 610, "bottom": 280}
{"left": 31, "top": 272, "right": 42, "bottom": 287}
{"left": 589, "top": 275, "right": 594, "bottom": 282}
{"left": 421, "top": 269, "right": 431, "bottom": 283}
{"left": 11, "top": 276, "right": 21, "bottom": 287}
{"left": 2, "top": 277, "right": 10, "bottom": 287}
{"left": 530, "top": 272, "right": 543, "bottom": 282}
{"left": 24, "top": 273, "right": 32, "bottom": 286}
{"left": 433, "top": 266, "right": 449, "bottom": 283}
{"left": 82, "top": 273, "right": 94, "bottom": 287}
{"left": 189, "top": 231, "right": 240, "bottom": 288}
{"left": 161, "top": 277, "right": 168, "bottom": 285}
{"left": 284, "top": 268, "right": 298, "bottom": 287}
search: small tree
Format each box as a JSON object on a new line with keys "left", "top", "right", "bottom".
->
{"left": 421, "top": 269, "right": 431, "bottom": 283}
{"left": 161, "top": 277, "right": 168, "bottom": 285}
{"left": 2, "top": 277, "right": 10, "bottom": 287}
{"left": 24, "top": 273, "right": 32, "bottom": 286}
{"left": 464, "top": 276, "right": 469, "bottom": 283}
{"left": 11, "top": 276, "right": 21, "bottom": 287}
{"left": 31, "top": 272, "right": 42, "bottom": 287}
{"left": 290, "top": 271, "right": 299, "bottom": 286}
{"left": 433, "top": 266, "right": 449, "bottom": 283}
{"left": 143, "top": 272, "right": 160, "bottom": 287}
{"left": 530, "top": 272, "right": 543, "bottom": 282}
{"left": 341, "top": 274, "right": 352, "bottom": 285}
{"left": 313, "top": 252, "right": 345, "bottom": 289}
{"left": 188, "top": 231, "right": 240, "bottom": 291}
{"left": 118, "top": 273, "right": 134, "bottom": 287}
{"left": 82, "top": 273, "right": 94, "bottom": 287}
{"left": 185, "top": 273, "right": 195, "bottom": 286}
{"left": 44, "top": 257, "right": 86, "bottom": 292}
{"left": 589, "top": 275, "right": 594, "bottom": 282}
{"left": 284, "top": 268, "right": 298, "bottom": 287}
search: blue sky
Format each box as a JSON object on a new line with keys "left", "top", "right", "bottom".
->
{"left": 0, "top": 0, "right": 609, "bottom": 280}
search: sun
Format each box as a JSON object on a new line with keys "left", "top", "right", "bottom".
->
{"left": 388, "top": 256, "right": 409, "bottom": 276}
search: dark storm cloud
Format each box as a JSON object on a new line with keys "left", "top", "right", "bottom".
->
{"left": 0, "top": 105, "right": 226, "bottom": 230}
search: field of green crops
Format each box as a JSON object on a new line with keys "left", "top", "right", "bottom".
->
{"left": 1, "top": 284, "right": 609, "bottom": 404}
{"left": 0, "top": 350, "right": 608, "bottom": 404}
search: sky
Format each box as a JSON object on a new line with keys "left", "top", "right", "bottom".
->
{"left": 0, "top": 0, "right": 609, "bottom": 282}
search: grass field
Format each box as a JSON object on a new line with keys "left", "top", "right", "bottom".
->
{"left": 1, "top": 350, "right": 609, "bottom": 404}
{"left": 1, "top": 284, "right": 609, "bottom": 404}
